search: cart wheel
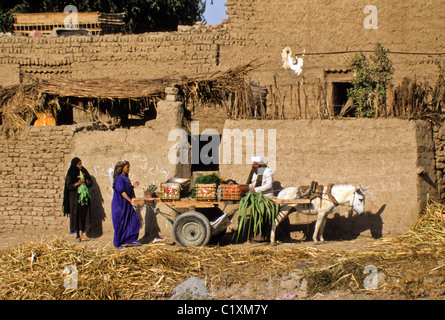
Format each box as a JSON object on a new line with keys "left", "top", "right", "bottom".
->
{"left": 173, "top": 211, "right": 212, "bottom": 247}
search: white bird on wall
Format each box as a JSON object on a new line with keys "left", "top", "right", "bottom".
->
{"left": 281, "top": 47, "right": 305, "bottom": 75}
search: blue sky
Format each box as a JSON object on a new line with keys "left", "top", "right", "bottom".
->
{"left": 203, "top": 0, "right": 228, "bottom": 25}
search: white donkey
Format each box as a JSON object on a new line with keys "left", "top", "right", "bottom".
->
{"left": 270, "top": 185, "right": 370, "bottom": 244}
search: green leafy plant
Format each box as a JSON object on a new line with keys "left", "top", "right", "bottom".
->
{"left": 235, "top": 192, "right": 279, "bottom": 241}
{"left": 347, "top": 43, "right": 394, "bottom": 117}
{"left": 144, "top": 183, "right": 157, "bottom": 195}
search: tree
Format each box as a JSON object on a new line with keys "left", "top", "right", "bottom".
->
{"left": 347, "top": 43, "right": 394, "bottom": 117}
{"left": 0, "top": 1, "right": 29, "bottom": 33}
{"left": 0, "top": 0, "right": 206, "bottom": 34}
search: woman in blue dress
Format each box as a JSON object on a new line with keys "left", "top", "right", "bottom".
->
{"left": 111, "top": 160, "right": 141, "bottom": 248}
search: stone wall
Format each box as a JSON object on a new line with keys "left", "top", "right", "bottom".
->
{"left": 219, "top": 119, "right": 437, "bottom": 238}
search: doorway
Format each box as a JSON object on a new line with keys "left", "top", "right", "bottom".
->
{"left": 332, "top": 82, "right": 353, "bottom": 116}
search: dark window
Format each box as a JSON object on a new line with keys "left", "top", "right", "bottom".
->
{"left": 190, "top": 134, "right": 221, "bottom": 173}
{"left": 332, "top": 82, "right": 353, "bottom": 116}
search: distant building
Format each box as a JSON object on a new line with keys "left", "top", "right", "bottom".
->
{"left": 13, "top": 12, "right": 125, "bottom": 36}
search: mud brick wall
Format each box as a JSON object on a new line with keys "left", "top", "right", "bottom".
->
{"left": 0, "top": 28, "right": 225, "bottom": 83}
{"left": 0, "top": 1, "right": 444, "bottom": 119}
{"left": 1, "top": 0, "right": 445, "bottom": 239}
{"left": 219, "top": 119, "right": 437, "bottom": 238}
{"left": 433, "top": 125, "right": 445, "bottom": 201}
{"left": 0, "top": 126, "right": 74, "bottom": 234}
{"left": 224, "top": 0, "right": 445, "bottom": 116}
{"left": 1, "top": 1, "right": 443, "bottom": 89}
{"left": 0, "top": 116, "right": 443, "bottom": 240}
{"left": 0, "top": 96, "right": 190, "bottom": 237}
{"left": 222, "top": 0, "right": 445, "bottom": 79}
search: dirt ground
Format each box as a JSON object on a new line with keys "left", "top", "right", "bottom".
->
{"left": 1, "top": 231, "right": 444, "bottom": 301}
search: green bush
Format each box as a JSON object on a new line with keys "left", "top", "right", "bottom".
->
{"left": 347, "top": 43, "right": 395, "bottom": 117}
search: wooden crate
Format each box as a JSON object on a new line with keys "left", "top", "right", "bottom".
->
{"left": 221, "top": 184, "right": 249, "bottom": 201}
{"left": 160, "top": 183, "right": 182, "bottom": 201}
{"left": 195, "top": 183, "right": 218, "bottom": 201}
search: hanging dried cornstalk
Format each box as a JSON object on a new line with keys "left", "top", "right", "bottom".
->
{"left": 387, "top": 84, "right": 395, "bottom": 117}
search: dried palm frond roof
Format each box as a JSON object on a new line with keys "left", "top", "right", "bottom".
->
{"left": 3, "top": 62, "right": 258, "bottom": 100}
{"left": 0, "top": 62, "right": 260, "bottom": 138}
{"left": 0, "top": 83, "right": 47, "bottom": 138}
{"left": 38, "top": 77, "right": 175, "bottom": 99}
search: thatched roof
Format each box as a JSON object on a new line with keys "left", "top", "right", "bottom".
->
{"left": 0, "top": 62, "right": 262, "bottom": 137}
{"left": 16, "top": 62, "right": 259, "bottom": 100}
{"left": 37, "top": 77, "right": 176, "bottom": 99}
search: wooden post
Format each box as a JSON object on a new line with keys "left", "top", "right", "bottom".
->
{"left": 387, "top": 84, "right": 395, "bottom": 117}
{"left": 290, "top": 85, "right": 294, "bottom": 119}
{"left": 297, "top": 82, "right": 302, "bottom": 119}
{"left": 374, "top": 90, "right": 379, "bottom": 118}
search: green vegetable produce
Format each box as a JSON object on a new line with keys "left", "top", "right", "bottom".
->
{"left": 235, "top": 192, "right": 279, "bottom": 241}
{"left": 188, "top": 173, "right": 221, "bottom": 198}
{"left": 77, "top": 172, "right": 90, "bottom": 206}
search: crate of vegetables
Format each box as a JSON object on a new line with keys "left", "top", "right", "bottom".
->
{"left": 189, "top": 173, "right": 221, "bottom": 200}
{"left": 160, "top": 183, "right": 182, "bottom": 200}
{"left": 160, "top": 178, "right": 190, "bottom": 201}
{"left": 221, "top": 184, "right": 249, "bottom": 201}
{"left": 195, "top": 183, "right": 218, "bottom": 201}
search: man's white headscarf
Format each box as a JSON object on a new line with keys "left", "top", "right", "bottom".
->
{"left": 251, "top": 156, "right": 265, "bottom": 165}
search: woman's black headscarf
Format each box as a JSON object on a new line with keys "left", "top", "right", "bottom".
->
{"left": 63, "top": 157, "right": 92, "bottom": 216}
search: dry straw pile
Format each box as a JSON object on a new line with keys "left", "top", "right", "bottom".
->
{"left": 404, "top": 198, "right": 445, "bottom": 243}
{"left": 303, "top": 198, "right": 445, "bottom": 298}
{"left": 0, "top": 199, "right": 444, "bottom": 300}
{"left": 0, "top": 238, "right": 312, "bottom": 300}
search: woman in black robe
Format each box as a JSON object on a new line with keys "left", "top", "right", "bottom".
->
{"left": 63, "top": 157, "right": 93, "bottom": 241}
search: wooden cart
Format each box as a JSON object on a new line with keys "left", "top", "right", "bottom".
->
{"left": 133, "top": 197, "right": 310, "bottom": 247}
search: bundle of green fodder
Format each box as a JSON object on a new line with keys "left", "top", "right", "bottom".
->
{"left": 234, "top": 192, "right": 279, "bottom": 241}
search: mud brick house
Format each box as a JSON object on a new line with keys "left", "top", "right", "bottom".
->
{"left": 0, "top": 0, "right": 444, "bottom": 241}
{"left": 1, "top": 0, "right": 443, "bottom": 113}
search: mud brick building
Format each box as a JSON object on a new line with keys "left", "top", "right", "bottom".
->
{"left": 0, "top": 0, "right": 444, "bottom": 240}
{"left": 1, "top": 0, "right": 443, "bottom": 113}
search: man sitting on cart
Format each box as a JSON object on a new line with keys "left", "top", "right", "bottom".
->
{"left": 247, "top": 156, "right": 274, "bottom": 197}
